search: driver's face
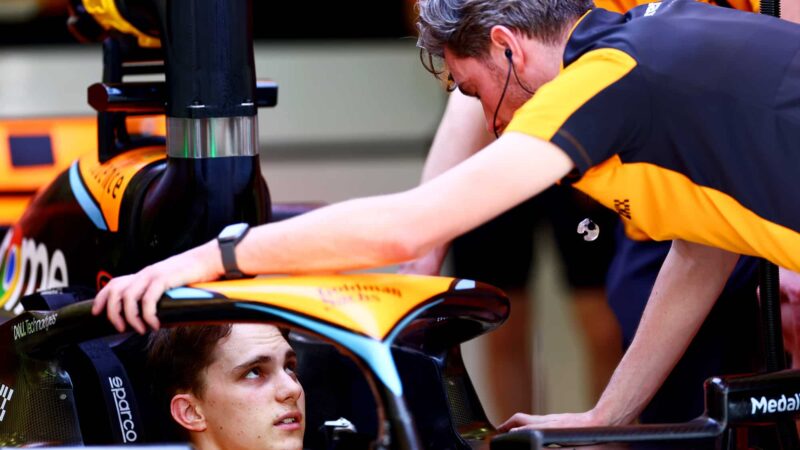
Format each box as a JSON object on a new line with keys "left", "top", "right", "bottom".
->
{"left": 196, "top": 324, "right": 305, "bottom": 450}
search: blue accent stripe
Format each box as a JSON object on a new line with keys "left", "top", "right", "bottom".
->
{"left": 239, "top": 303, "right": 403, "bottom": 396}
{"left": 385, "top": 299, "right": 443, "bottom": 345}
{"left": 455, "top": 279, "right": 476, "bottom": 290}
{"left": 166, "top": 287, "right": 214, "bottom": 299}
{"left": 69, "top": 163, "right": 107, "bottom": 231}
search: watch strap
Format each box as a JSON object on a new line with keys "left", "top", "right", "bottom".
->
{"left": 217, "top": 223, "right": 250, "bottom": 279}
{"left": 220, "top": 239, "right": 244, "bottom": 279}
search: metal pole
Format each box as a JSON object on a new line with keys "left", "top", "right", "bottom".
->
{"left": 756, "top": 4, "right": 797, "bottom": 447}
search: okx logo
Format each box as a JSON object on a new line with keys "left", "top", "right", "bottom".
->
{"left": 0, "top": 227, "right": 69, "bottom": 315}
{"left": 614, "top": 199, "right": 632, "bottom": 220}
{"left": 0, "top": 384, "right": 14, "bottom": 422}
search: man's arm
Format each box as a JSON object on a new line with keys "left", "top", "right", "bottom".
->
{"left": 399, "top": 89, "right": 494, "bottom": 275}
{"left": 499, "top": 240, "right": 740, "bottom": 429}
{"left": 779, "top": 267, "right": 800, "bottom": 369}
{"left": 781, "top": 0, "right": 800, "bottom": 23}
{"left": 92, "top": 132, "right": 574, "bottom": 333}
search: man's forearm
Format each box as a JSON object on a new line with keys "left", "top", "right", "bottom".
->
{"left": 226, "top": 134, "right": 574, "bottom": 277}
{"left": 593, "top": 241, "right": 740, "bottom": 425}
{"left": 237, "top": 193, "right": 428, "bottom": 274}
{"left": 782, "top": 0, "right": 800, "bottom": 24}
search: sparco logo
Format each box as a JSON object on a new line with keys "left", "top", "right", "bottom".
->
{"left": 750, "top": 394, "right": 800, "bottom": 415}
{"left": 109, "top": 376, "right": 138, "bottom": 442}
{"left": 0, "top": 384, "right": 14, "bottom": 422}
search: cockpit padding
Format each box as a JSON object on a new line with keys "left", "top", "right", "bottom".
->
{"left": 60, "top": 337, "right": 147, "bottom": 444}
{"left": 22, "top": 288, "right": 153, "bottom": 445}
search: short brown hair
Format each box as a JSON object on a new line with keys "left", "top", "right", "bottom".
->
{"left": 417, "top": 0, "right": 593, "bottom": 80}
{"left": 148, "top": 324, "right": 292, "bottom": 398}
{"left": 147, "top": 324, "right": 233, "bottom": 399}
{"left": 144, "top": 325, "right": 233, "bottom": 441}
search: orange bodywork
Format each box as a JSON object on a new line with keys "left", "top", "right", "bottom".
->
{"left": 0, "top": 116, "right": 165, "bottom": 227}
{"left": 192, "top": 274, "right": 456, "bottom": 340}
{"left": 0, "top": 117, "right": 96, "bottom": 193}
{"left": 0, "top": 196, "right": 30, "bottom": 228}
{"left": 78, "top": 147, "right": 166, "bottom": 232}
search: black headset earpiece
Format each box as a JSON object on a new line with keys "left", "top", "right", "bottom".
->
{"left": 493, "top": 46, "right": 534, "bottom": 139}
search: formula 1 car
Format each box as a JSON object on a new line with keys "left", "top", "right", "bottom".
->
{"left": 0, "top": 1, "right": 506, "bottom": 448}
{"left": 0, "top": 0, "right": 798, "bottom": 449}
{"left": 0, "top": 274, "right": 508, "bottom": 449}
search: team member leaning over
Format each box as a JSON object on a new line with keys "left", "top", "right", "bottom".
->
{"left": 148, "top": 324, "right": 305, "bottom": 450}
{"left": 398, "top": 0, "right": 768, "bottom": 422}
{"left": 94, "top": 0, "right": 800, "bottom": 430}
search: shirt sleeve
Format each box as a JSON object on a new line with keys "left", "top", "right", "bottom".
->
{"left": 592, "top": 0, "right": 636, "bottom": 13}
{"left": 504, "top": 47, "right": 650, "bottom": 175}
{"left": 731, "top": 0, "right": 759, "bottom": 12}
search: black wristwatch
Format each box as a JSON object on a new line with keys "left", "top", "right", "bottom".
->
{"left": 217, "top": 223, "right": 250, "bottom": 279}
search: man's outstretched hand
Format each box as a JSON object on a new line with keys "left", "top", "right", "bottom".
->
{"left": 497, "top": 410, "right": 607, "bottom": 433}
{"left": 91, "top": 241, "right": 223, "bottom": 334}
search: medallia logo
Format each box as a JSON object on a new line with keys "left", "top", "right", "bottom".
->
{"left": 751, "top": 393, "right": 800, "bottom": 416}
{"left": 0, "top": 227, "right": 69, "bottom": 315}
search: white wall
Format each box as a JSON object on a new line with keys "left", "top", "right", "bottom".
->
{"left": 0, "top": 42, "right": 445, "bottom": 148}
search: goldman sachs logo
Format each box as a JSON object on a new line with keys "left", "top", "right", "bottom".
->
{"left": 750, "top": 393, "right": 800, "bottom": 415}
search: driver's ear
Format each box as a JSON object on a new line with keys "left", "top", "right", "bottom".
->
{"left": 170, "top": 393, "right": 207, "bottom": 432}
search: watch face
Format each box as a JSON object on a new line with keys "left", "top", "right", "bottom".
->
{"left": 219, "top": 223, "right": 248, "bottom": 241}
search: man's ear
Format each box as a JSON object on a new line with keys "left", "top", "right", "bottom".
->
{"left": 170, "top": 393, "right": 207, "bottom": 432}
{"left": 489, "top": 25, "right": 524, "bottom": 64}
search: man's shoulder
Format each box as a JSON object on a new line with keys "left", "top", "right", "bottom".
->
{"left": 567, "top": 0, "right": 791, "bottom": 77}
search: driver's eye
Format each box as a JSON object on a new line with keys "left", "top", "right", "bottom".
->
{"left": 285, "top": 362, "right": 298, "bottom": 378}
{"left": 245, "top": 367, "right": 262, "bottom": 379}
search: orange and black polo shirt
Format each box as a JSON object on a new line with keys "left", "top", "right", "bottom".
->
{"left": 505, "top": 0, "right": 800, "bottom": 271}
